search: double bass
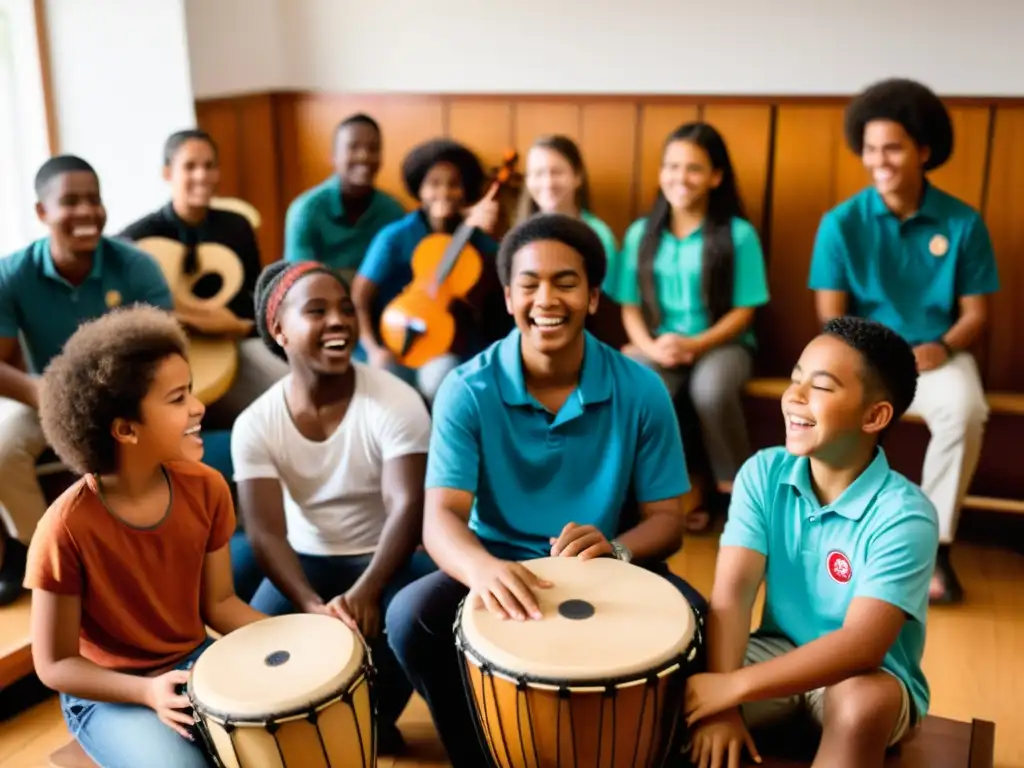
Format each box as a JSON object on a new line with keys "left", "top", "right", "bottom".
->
{"left": 379, "top": 151, "right": 519, "bottom": 369}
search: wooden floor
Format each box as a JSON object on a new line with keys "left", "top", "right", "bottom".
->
{"left": 0, "top": 535, "right": 1022, "bottom": 768}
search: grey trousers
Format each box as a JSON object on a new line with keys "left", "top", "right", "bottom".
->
{"left": 628, "top": 343, "right": 754, "bottom": 483}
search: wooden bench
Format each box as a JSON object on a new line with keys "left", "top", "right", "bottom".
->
{"left": 49, "top": 715, "right": 994, "bottom": 768}
{"left": 744, "top": 377, "right": 1024, "bottom": 515}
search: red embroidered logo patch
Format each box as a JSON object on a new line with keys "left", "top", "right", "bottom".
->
{"left": 827, "top": 550, "right": 853, "bottom": 583}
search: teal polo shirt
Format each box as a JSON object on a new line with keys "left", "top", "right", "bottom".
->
{"left": 721, "top": 446, "right": 938, "bottom": 721}
{"left": 283, "top": 177, "right": 406, "bottom": 276}
{"left": 579, "top": 210, "right": 619, "bottom": 296}
{"left": 808, "top": 184, "right": 1000, "bottom": 346}
{"left": 425, "top": 328, "right": 690, "bottom": 562}
{"left": 0, "top": 237, "right": 174, "bottom": 373}
{"left": 611, "top": 216, "right": 769, "bottom": 342}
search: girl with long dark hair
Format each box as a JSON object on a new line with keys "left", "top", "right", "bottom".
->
{"left": 610, "top": 122, "right": 770, "bottom": 531}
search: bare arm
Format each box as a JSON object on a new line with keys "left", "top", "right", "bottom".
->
{"left": 706, "top": 546, "right": 766, "bottom": 674}
{"left": 814, "top": 290, "right": 848, "bottom": 324}
{"left": 31, "top": 590, "right": 150, "bottom": 704}
{"left": 422, "top": 487, "right": 491, "bottom": 586}
{"left": 200, "top": 542, "right": 266, "bottom": 635}
{"left": 350, "top": 275, "right": 384, "bottom": 356}
{"left": 693, "top": 307, "right": 756, "bottom": 353}
{"left": 351, "top": 453, "right": 426, "bottom": 593}
{"left": 238, "top": 478, "right": 322, "bottom": 612}
{"left": 618, "top": 496, "right": 688, "bottom": 564}
{"left": 621, "top": 304, "right": 658, "bottom": 357}
{"left": 734, "top": 597, "right": 906, "bottom": 703}
{"left": 0, "top": 337, "right": 38, "bottom": 408}
{"left": 944, "top": 294, "right": 988, "bottom": 351}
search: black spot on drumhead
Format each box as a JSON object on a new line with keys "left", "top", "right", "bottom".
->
{"left": 265, "top": 650, "right": 290, "bottom": 667}
{"left": 558, "top": 599, "right": 595, "bottom": 620}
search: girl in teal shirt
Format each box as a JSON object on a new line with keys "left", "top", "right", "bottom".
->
{"left": 611, "top": 122, "right": 770, "bottom": 531}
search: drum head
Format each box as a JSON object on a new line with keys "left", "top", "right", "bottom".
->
{"left": 190, "top": 614, "right": 363, "bottom": 721}
{"left": 460, "top": 557, "right": 695, "bottom": 682}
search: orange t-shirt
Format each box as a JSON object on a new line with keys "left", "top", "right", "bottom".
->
{"left": 23, "top": 461, "right": 236, "bottom": 673}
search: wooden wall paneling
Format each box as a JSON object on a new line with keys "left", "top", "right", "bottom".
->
{"left": 446, "top": 100, "right": 515, "bottom": 173}
{"left": 234, "top": 94, "right": 282, "bottom": 265}
{"left": 513, "top": 101, "right": 581, "bottom": 163}
{"left": 701, "top": 104, "right": 773, "bottom": 235}
{"left": 762, "top": 105, "right": 846, "bottom": 374}
{"left": 272, "top": 93, "right": 303, "bottom": 221}
{"left": 578, "top": 102, "right": 639, "bottom": 238}
{"left": 929, "top": 106, "right": 993, "bottom": 209}
{"left": 195, "top": 100, "right": 243, "bottom": 199}
{"left": 981, "top": 106, "right": 1024, "bottom": 392}
{"left": 635, "top": 103, "right": 701, "bottom": 216}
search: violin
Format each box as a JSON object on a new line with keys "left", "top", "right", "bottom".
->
{"left": 379, "top": 150, "right": 519, "bottom": 368}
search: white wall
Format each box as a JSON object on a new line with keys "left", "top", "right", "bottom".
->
{"left": 186, "top": 0, "right": 1024, "bottom": 99}
{"left": 45, "top": 0, "right": 196, "bottom": 233}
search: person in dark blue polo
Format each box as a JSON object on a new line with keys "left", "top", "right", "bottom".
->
{"left": 351, "top": 138, "right": 501, "bottom": 404}
{"left": 283, "top": 113, "right": 406, "bottom": 283}
{"left": 384, "top": 213, "right": 706, "bottom": 767}
{"left": 808, "top": 79, "right": 1000, "bottom": 605}
{"left": 684, "top": 317, "right": 936, "bottom": 768}
{"left": 0, "top": 155, "right": 173, "bottom": 605}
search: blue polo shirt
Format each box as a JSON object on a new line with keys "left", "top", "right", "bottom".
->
{"left": 0, "top": 237, "right": 174, "bottom": 373}
{"left": 721, "top": 446, "right": 938, "bottom": 721}
{"left": 284, "top": 177, "right": 406, "bottom": 276}
{"left": 426, "top": 328, "right": 690, "bottom": 562}
{"left": 808, "top": 184, "right": 1000, "bottom": 346}
{"left": 611, "top": 216, "right": 769, "bottom": 345}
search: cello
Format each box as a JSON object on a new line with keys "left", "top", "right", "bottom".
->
{"left": 379, "top": 150, "right": 519, "bottom": 369}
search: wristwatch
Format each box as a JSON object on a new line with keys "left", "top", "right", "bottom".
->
{"left": 610, "top": 539, "right": 633, "bottom": 563}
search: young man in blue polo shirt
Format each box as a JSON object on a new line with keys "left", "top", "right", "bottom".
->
{"left": 283, "top": 113, "right": 406, "bottom": 282}
{"left": 808, "top": 78, "right": 999, "bottom": 604}
{"left": 0, "top": 155, "right": 173, "bottom": 604}
{"left": 683, "top": 317, "right": 937, "bottom": 768}
{"left": 385, "top": 213, "right": 705, "bottom": 767}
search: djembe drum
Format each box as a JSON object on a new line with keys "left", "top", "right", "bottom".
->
{"left": 187, "top": 613, "right": 375, "bottom": 768}
{"left": 456, "top": 556, "right": 702, "bottom": 768}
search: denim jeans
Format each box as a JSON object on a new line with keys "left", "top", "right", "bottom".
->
{"left": 385, "top": 561, "right": 707, "bottom": 768}
{"left": 249, "top": 549, "right": 437, "bottom": 729}
{"left": 60, "top": 638, "right": 215, "bottom": 768}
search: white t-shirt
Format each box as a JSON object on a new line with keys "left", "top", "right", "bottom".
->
{"left": 230, "top": 364, "right": 431, "bottom": 556}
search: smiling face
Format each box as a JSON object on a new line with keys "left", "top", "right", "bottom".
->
{"left": 419, "top": 161, "right": 464, "bottom": 225}
{"left": 165, "top": 138, "right": 219, "bottom": 211}
{"left": 36, "top": 170, "right": 106, "bottom": 255}
{"left": 526, "top": 146, "right": 582, "bottom": 215}
{"left": 862, "top": 119, "right": 929, "bottom": 197}
{"left": 782, "top": 335, "right": 891, "bottom": 460}
{"left": 274, "top": 272, "right": 358, "bottom": 375}
{"left": 659, "top": 139, "right": 722, "bottom": 213}
{"left": 504, "top": 239, "right": 599, "bottom": 356}
{"left": 334, "top": 121, "right": 382, "bottom": 192}
{"left": 112, "top": 353, "right": 206, "bottom": 465}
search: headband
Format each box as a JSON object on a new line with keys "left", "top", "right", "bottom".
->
{"left": 265, "top": 262, "right": 328, "bottom": 330}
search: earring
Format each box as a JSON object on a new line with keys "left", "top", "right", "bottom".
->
{"left": 277, "top": 335, "right": 285, "bottom": 346}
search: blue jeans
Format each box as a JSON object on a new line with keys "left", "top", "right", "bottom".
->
{"left": 250, "top": 549, "right": 437, "bottom": 729}
{"left": 60, "top": 638, "right": 215, "bottom": 768}
{"left": 385, "top": 561, "right": 707, "bottom": 768}
{"left": 229, "top": 530, "right": 263, "bottom": 604}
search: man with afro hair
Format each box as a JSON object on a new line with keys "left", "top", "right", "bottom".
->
{"left": 351, "top": 138, "right": 501, "bottom": 404}
{"left": 686, "top": 316, "right": 937, "bottom": 768}
{"left": 807, "top": 77, "right": 999, "bottom": 605}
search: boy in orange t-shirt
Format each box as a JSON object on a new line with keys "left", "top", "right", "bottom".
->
{"left": 23, "top": 305, "right": 266, "bottom": 768}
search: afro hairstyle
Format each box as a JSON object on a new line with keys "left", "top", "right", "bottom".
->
{"left": 822, "top": 316, "right": 919, "bottom": 423}
{"left": 253, "top": 261, "right": 351, "bottom": 361}
{"left": 34, "top": 155, "right": 98, "bottom": 200}
{"left": 39, "top": 305, "right": 189, "bottom": 476}
{"left": 496, "top": 212, "right": 607, "bottom": 289}
{"left": 844, "top": 78, "right": 953, "bottom": 171}
{"left": 401, "top": 139, "right": 486, "bottom": 205}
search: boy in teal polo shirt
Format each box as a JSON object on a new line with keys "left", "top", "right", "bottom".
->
{"left": 283, "top": 114, "right": 405, "bottom": 281}
{"left": 808, "top": 78, "right": 999, "bottom": 604}
{"left": 683, "top": 317, "right": 937, "bottom": 768}
{"left": 0, "top": 155, "right": 173, "bottom": 605}
{"left": 385, "top": 213, "right": 706, "bottom": 767}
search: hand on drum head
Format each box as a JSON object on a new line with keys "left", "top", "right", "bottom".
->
{"left": 466, "top": 557, "right": 553, "bottom": 621}
{"left": 688, "top": 709, "right": 762, "bottom": 768}
{"left": 549, "top": 522, "right": 614, "bottom": 560}
{"left": 326, "top": 584, "right": 382, "bottom": 639}
{"left": 143, "top": 669, "right": 196, "bottom": 741}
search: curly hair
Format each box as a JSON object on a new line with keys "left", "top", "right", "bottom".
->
{"left": 497, "top": 212, "right": 606, "bottom": 289}
{"left": 823, "top": 316, "right": 919, "bottom": 422}
{"left": 844, "top": 78, "right": 953, "bottom": 171}
{"left": 401, "top": 139, "right": 486, "bottom": 205}
{"left": 253, "top": 261, "right": 351, "bottom": 361}
{"left": 39, "top": 305, "right": 188, "bottom": 476}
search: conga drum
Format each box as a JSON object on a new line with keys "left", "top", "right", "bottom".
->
{"left": 187, "top": 614, "right": 375, "bottom": 768}
{"left": 456, "top": 556, "right": 702, "bottom": 768}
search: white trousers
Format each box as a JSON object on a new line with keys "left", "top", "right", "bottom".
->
{"left": 904, "top": 353, "right": 989, "bottom": 544}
